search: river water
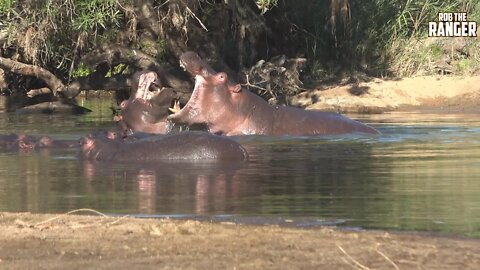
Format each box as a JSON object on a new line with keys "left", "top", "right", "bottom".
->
{"left": 0, "top": 99, "right": 479, "bottom": 237}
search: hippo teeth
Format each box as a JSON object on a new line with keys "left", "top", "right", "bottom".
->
{"left": 169, "top": 100, "right": 181, "bottom": 113}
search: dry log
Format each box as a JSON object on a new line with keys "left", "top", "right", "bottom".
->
{"left": 0, "top": 54, "right": 184, "bottom": 99}
{"left": 16, "top": 101, "right": 92, "bottom": 115}
{"left": 0, "top": 56, "right": 65, "bottom": 96}
{"left": 24, "top": 75, "right": 133, "bottom": 98}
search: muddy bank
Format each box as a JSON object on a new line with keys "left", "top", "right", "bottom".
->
{"left": 291, "top": 75, "right": 480, "bottom": 114}
{"left": 0, "top": 211, "right": 479, "bottom": 269}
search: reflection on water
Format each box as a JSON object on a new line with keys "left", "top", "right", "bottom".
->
{"left": 0, "top": 103, "right": 479, "bottom": 237}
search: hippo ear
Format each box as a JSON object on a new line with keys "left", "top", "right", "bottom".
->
{"left": 230, "top": 84, "right": 242, "bottom": 93}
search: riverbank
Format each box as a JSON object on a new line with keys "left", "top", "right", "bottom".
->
{"left": 291, "top": 74, "right": 480, "bottom": 114}
{"left": 3, "top": 74, "right": 479, "bottom": 115}
{"left": 1, "top": 211, "right": 479, "bottom": 269}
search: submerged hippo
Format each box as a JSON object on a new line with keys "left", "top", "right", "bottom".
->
{"left": 168, "top": 51, "right": 379, "bottom": 136}
{"left": 0, "top": 134, "right": 34, "bottom": 151}
{"left": 0, "top": 134, "right": 78, "bottom": 152}
{"left": 35, "top": 136, "right": 79, "bottom": 149}
{"left": 115, "top": 71, "right": 177, "bottom": 135}
{"left": 80, "top": 131, "right": 248, "bottom": 162}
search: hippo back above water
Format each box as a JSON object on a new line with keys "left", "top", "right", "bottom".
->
{"left": 168, "top": 51, "right": 379, "bottom": 136}
{"left": 80, "top": 131, "right": 248, "bottom": 162}
{"left": 0, "top": 133, "right": 78, "bottom": 152}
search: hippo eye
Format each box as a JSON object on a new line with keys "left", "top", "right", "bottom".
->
{"left": 216, "top": 72, "right": 227, "bottom": 82}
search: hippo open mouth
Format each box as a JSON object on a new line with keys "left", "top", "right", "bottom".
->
{"left": 168, "top": 74, "right": 204, "bottom": 121}
{"left": 135, "top": 72, "right": 180, "bottom": 116}
{"left": 135, "top": 71, "right": 162, "bottom": 101}
{"left": 168, "top": 52, "right": 217, "bottom": 118}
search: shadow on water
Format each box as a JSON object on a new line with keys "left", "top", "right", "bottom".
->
{"left": 0, "top": 106, "right": 479, "bottom": 237}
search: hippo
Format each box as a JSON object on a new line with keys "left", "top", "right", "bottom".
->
{"left": 80, "top": 131, "right": 248, "bottom": 162}
{"left": 0, "top": 134, "right": 78, "bottom": 152}
{"left": 35, "top": 136, "right": 79, "bottom": 149}
{"left": 168, "top": 51, "right": 379, "bottom": 136}
{"left": 0, "top": 133, "right": 34, "bottom": 151}
{"left": 115, "top": 71, "right": 177, "bottom": 135}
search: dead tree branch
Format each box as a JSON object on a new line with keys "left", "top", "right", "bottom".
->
{"left": 0, "top": 56, "right": 65, "bottom": 96}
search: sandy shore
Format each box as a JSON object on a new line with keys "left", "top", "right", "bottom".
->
{"left": 291, "top": 75, "right": 480, "bottom": 114}
{"left": 0, "top": 211, "right": 479, "bottom": 269}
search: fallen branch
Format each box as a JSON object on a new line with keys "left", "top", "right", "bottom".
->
{"left": 0, "top": 56, "right": 65, "bottom": 96}
{"left": 34, "top": 208, "right": 109, "bottom": 226}
{"left": 24, "top": 74, "right": 132, "bottom": 98}
{"left": 14, "top": 208, "right": 131, "bottom": 229}
{"left": 26, "top": 87, "right": 51, "bottom": 98}
{"left": 242, "top": 74, "right": 272, "bottom": 96}
{"left": 185, "top": 6, "right": 208, "bottom": 32}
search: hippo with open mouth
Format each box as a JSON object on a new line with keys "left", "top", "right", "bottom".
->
{"left": 115, "top": 71, "right": 179, "bottom": 135}
{"left": 167, "top": 51, "right": 379, "bottom": 136}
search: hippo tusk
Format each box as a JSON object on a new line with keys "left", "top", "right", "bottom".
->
{"left": 169, "top": 100, "right": 181, "bottom": 113}
{"left": 179, "top": 60, "right": 186, "bottom": 71}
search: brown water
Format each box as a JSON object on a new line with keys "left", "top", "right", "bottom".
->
{"left": 0, "top": 99, "right": 479, "bottom": 236}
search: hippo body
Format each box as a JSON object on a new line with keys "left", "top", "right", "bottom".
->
{"left": 80, "top": 131, "right": 248, "bottom": 162}
{"left": 168, "top": 52, "right": 379, "bottom": 136}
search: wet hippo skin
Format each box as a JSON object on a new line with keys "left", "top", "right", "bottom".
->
{"left": 116, "top": 71, "right": 176, "bottom": 135}
{"left": 80, "top": 131, "right": 248, "bottom": 162}
{"left": 168, "top": 51, "right": 379, "bottom": 136}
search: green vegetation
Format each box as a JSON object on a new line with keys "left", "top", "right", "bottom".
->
{"left": 0, "top": 0, "right": 124, "bottom": 75}
{"left": 387, "top": 0, "right": 480, "bottom": 76}
{"left": 71, "top": 62, "right": 94, "bottom": 78}
{"left": 286, "top": 0, "right": 480, "bottom": 78}
{"left": 1, "top": 0, "right": 479, "bottom": 87}
{"left": 106, "top": 63, "right": 130, "bottom": 78}
{"left": 72, "top": 0, "right": 121, "bottom": 33}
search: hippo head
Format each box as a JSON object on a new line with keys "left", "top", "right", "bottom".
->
{"left": 167, "top": 71, "right": 242, "bottom": 134}
{"left": 36, "top": 136, "right": 54, "bottom": 148}
{"left": 116, "top": 71, "right": 176, "bottom": 135}
{"left": 16, "top": 134, "right": 35, "bottom": 151}
{"left": 80, "top": 133, "right": 119, "bottom": 160}
{"left": 179, "top": 51, "right": 217, "bottom": 78}
{"left": 79, "top": 135, "right": 97, "bottom": 159}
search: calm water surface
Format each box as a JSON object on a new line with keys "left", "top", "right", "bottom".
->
{"left": 0, "top": 99, "right": 479, "bottom": 237}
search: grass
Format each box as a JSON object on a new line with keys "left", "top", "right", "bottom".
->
{"left": 1, "top": 0, "right": 479, "bottom": 88}
{"left": 294, "top": 0, "right": 480, "bottom": 79}
{"left": 380, "top": 0, "right": 480, "bottom": 76}
{"left": 0, "top": 0, "right": 124, "bottom": 76}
